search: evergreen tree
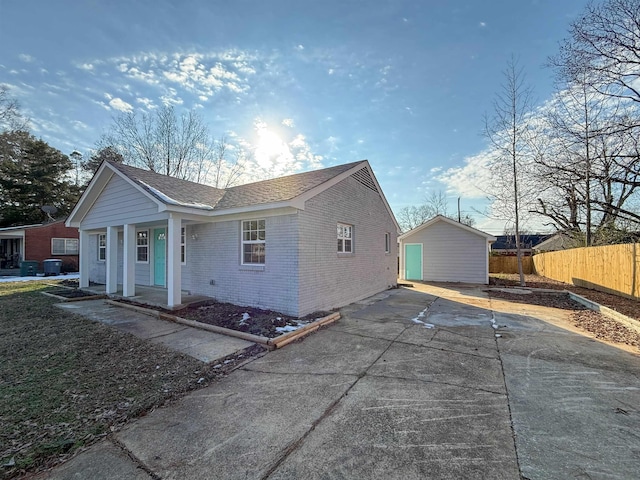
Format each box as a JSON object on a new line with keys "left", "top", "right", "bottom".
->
{"left": 0, "top": 131, "right": 80, "bottom": 227}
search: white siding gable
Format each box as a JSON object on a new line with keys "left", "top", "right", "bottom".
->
{"left": 404, "top": 220, "right": 488, "bottom": 284}
{"left": 81, "top": 174, "right": 167, "bottom": 229}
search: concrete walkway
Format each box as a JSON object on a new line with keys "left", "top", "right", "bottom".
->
{"left": 56, "top": 300, "right": 253, "bottom": 363}
{"left": 39, "top": 284, "right": 639, "bottom": 479}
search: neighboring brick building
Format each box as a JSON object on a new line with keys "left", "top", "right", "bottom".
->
{"left": 67, "top": 160, "right": 399, "bottom": 315}
{"left": 0, "top": 220, "right": 79, "bottom": 272}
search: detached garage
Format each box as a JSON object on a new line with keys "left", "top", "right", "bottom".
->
{"left": 399, "top": 215, "right": 496, "bottom": 284}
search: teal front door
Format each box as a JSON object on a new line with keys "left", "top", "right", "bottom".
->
{"left": 154, "top": 228, "right": 166, "bottom": 286}
{"left": 405, "top": 244, "right": 423, "bottom": 280}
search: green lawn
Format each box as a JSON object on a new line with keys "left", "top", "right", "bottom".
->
{"left": 0, "top": 280, "right": 216, "bottom": 478}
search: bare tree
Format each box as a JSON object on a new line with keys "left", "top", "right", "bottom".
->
{"left": 540, "top": 0, "right": 640, "bottom": 244}
{"left": 396, "top": 191, "right": 475, "bottom": 233}
{"left": 101, "top": 106, "right": 246, "bottom": 187}
{"left": 69, "top": 150, "right": 82, "bottom": 186}
{"left": 396, "top": 204, "right": 431, "bottom": 233}
{"left": 485, "top": 56, "right": 537, "bottom": 286}
{"left": 554, "top": 0, "right": 640, "bottom": 110}
{"left": 102, "top": 105, "right": 207, "bottom": 179}
{"left": 0, "top": 85, "right": 28, "bottom": 132}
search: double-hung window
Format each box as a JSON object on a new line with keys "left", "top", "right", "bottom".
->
{"left": 98, "top": 234, "right": 106, "bottom": 261}
{"left": 52, "top": 238, "right": 79, "bottom": 255}
{"left": 136, "top": 230, "right": 149, "bottom": 263}
{"left": 385, "top": 232, "right": 391, "bottom": 254}
{"left": 337, "top": 223, "right": 353, "bottom": 253}
{"left": 242, "top": 219, "right": 265, "bottom": 264}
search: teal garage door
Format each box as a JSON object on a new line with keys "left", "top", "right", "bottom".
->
{"left": 405, "top": 244, "right": 422, "bottom": 280}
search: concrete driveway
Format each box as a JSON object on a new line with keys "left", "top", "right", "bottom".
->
{"left": 39, "top": 284, "right": 640, "bottom": 480}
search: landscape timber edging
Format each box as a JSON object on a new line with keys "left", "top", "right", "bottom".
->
{"left": 41, "top": 291, "right": 108, "bottom": 302}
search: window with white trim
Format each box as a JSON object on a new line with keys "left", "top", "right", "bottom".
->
{"left": 337, "top": 223, "right": 353, "bottom": 253}
{"left": 136, "top": 230, "right": 149, "bottom": 263}
{"left": 52, "top": 238, "right": 79, "bottom": 255}
{"left": 242, "top": 219, "right": 265, "bottom": 264}
{"left": 98, "top": 234, "right": 106, "bottom": 261}
{"left": 385, "top": 232, "right": 390, "bottom": 253}
{"left": 181, "top": 227, "right": 186, "bottom": 264}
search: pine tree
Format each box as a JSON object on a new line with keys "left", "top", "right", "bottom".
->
{"left": 0, "top": 131, "right": 80, "bottom": 227}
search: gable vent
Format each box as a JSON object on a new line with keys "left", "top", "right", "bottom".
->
{"left": 351, "top": 168, "right": 379, "bottom": 193}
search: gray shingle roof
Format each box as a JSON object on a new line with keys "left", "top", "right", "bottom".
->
{"left": 109, "top": 160, "right": 366, "bottom": 212}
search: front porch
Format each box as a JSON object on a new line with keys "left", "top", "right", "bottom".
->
{"left": 78, "top": 215, "right": 188, "bottom": 308}
{"left": 83, "top": 283, "right": 213, "bottom": 311}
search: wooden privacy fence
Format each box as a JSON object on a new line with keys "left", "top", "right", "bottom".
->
{"left": 489, "top": 256, "right": 534, "bottom": 274}
{"left": 533, "top": 243, "right": 640, "bottom": 300}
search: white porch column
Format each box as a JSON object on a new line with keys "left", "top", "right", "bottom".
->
{"left": 123, "top": 224, "right": 136, "bottom": 297}
{"left": 106, "top": 226, "right": 118, "bottom": 294}
{"left": 79, "top": 230, "right": 89, "bottom": 288}
{"left": 167, "top": 214, "right": 182, "bottom": 307}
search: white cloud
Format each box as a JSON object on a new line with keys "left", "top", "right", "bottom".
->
{"left": 136, "top": 97, "right": 155, "bottom": 109}
{"left": 479, "top": 22, "right": 487, "bottom": 27}
{"left": 108, "top": 97, "right": 133, "bottom": 112}
{"left": 71, "top": 120, "right": 89, "bottom": 130}
{"left": 296, "top": 44, "right": 305, "bottom": 51}
{"left": 160, "top": 87, "right": 183, "bottom": 106}
{"left": 107, "top": 50, "right": 256, "bottom": 102}
{"left": 282, "top": 118, "right": 294, "bottom": 127}
{"left": 19, "top": 54, "right": 34, "bottom": 63}
{"left": 77, "top": 63, "right": 95, "bottom": 71}
{"left": 438, "top": 151, "right": 493, "bottom": 199}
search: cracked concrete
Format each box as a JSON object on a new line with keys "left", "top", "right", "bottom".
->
{"left": 38, "top": 284, "right": 639, "bottom": 479}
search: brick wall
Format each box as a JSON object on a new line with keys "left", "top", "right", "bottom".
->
{"left": 24, "top": 221, "right": 79, "bottom": 271}
{"left": 297, "top": 175, "right": 398, "bottom": 315}
{"left": 182, "top": 214, "right": 300, "bottom": 315}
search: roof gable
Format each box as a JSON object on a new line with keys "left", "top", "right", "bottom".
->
{"left": 214, "top": 161, "right": 364, "bottom": 210}
{"left": 67, "top": 159, "right": 398, "bottom": 230}
{"left": 399, "top": 215, "right": 496, "bottom": 241}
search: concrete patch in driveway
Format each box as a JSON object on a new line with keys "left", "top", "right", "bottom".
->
{"left": 368, "top": 341, "right": 506, "bottom": 394}
{"left": 114, "top": 369, "right": 358, "bottom": 480}
{"left": 268, "top": 375, "right": 519, "bottom": 480}
{"left": 496, "top": 311, "right": 640, "bottom": 480}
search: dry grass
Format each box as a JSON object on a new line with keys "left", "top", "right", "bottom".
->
{"left": 0, "top": 280, "right": 246, "bottom": 479}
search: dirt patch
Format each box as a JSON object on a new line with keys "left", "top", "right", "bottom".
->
{"left": 489, "top": 274, "right": 640, "bottom": 349}
{"left": 488, "top": 289, "right": 587, "bottom": 311}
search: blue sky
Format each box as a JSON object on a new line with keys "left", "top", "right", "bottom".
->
{"left": 0, "top": 0, "right": 589, "bottom": 233}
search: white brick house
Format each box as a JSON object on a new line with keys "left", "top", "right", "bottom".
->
{"left": 66, "top": 160, "right": 399, "bottom": 316}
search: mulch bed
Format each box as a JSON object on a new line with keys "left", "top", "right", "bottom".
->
{"left": 179, "top": 301, "right": 305, "bottom": 338}
{"left": 489, "top": 274, "right": 640, "bottom": 350}
{"left": 116, "top": 298, "right": 330, "bottom": 339}
{"left": 60, "top": 278, "right": 330, "bottom": 338}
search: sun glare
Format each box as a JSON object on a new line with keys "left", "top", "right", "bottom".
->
{"left": 255, "top": 126, "right": 291, "bottom": 168}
